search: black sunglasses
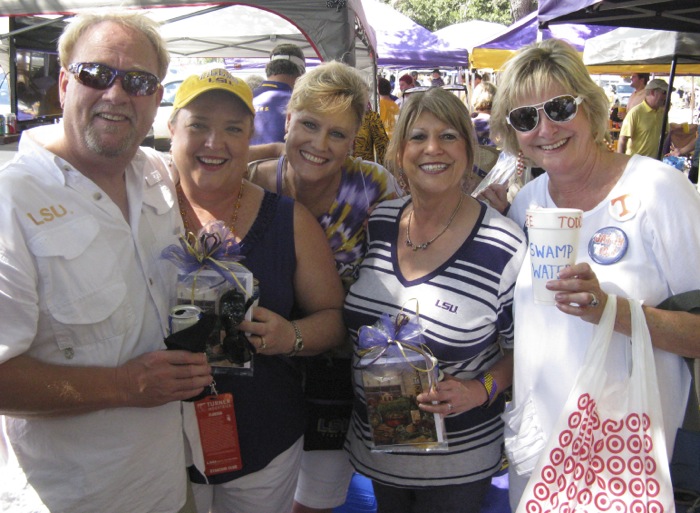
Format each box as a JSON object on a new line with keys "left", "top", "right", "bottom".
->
{"left": 507, "top": 94, "right": 583, "bottom": 133}
{"left": 67, "top": 62, "right": 161, "bottom": 97}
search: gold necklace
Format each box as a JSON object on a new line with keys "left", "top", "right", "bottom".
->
{"left": 176, "top": 181, "right": 245, "bottom": 234}
{"left": 405, "top": 194, "right": 464, "bottom": 252}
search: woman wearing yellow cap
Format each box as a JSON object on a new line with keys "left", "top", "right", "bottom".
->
{"left": 167, "top": 68, "right": 345, "bottom": 513}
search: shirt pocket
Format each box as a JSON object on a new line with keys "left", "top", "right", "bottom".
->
{"left": 27, "top": 216, "right": 132, "bottom": 355}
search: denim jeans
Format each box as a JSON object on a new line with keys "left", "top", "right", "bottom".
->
{"left": 371, "top": 477, "right": 491, "bottom": 513}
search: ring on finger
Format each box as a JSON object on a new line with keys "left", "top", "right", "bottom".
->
{"left": 259, "top": 336, "right": 267, "bottom": 350}
{"left": 588, "top": 293, "right": 600, "bottom": 308}
{"left": 446, "top": 402, "right": 453, "bottom": 412}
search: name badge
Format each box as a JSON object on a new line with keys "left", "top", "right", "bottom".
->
{"left": 194, "top": 393, "right": 243, "bottom": 475}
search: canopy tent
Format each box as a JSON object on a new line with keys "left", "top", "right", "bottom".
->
{"left": 537, "top": 0, "right": 700, "bottom": 72}
{"left": 0, "top": 1, "right": 377, "bottom": 118}
{"left": 583, "top": 26, "right": 700, "bottom": 158}
{"left": 0, "top": 0, "right": 376, "bottom": 64}
{"left": 433, "top": 20, "right": 506, "bottom": 54}
{"left": 584, "top": 27, "right": 700, "bottom": 72}
{"left": 148, "top": 5, "right": 337, "bottom": 73}
{"left": 361, "top": 0, "right": 468, "bottom": 69}
{"left": 539, "top": 0, "right": 700, "bottom": 159}
{"left": 154, "top": 5, "right": 341, "bottom": 60}
{"left": 470, "top": 11, "right": 615, "bottom": 71}
{"left": 538, "top": 0, "right": 700, "bottom": 34}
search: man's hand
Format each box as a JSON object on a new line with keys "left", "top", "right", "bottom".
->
{"left": 117, "top": 350, "right": 212, "bottom": 407}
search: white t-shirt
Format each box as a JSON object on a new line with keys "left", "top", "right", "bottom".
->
{"left": 505, "top": 155, "right": 698, "bottom": 501}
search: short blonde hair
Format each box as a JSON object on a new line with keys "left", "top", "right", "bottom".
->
{"left": 58, "top": 12, "right": 170, "bottom": 80}
{"left": 385, "top": 87, "right": 477, "bottom": 180}
{"left": 491, "top": 39, "right": 610, "bottom": 156}
{"left": 286, "top": 61, "right": 368, "bottom": 129}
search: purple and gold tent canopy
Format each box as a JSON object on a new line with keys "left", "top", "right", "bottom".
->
{"left": 470, "top": 12, "right": 615, "bottom": 71}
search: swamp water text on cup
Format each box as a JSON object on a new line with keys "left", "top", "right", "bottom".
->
{"left": 525, "top": 209, "right": 582, "bottom": 305}
{"left": 530, "top": 244, "right": 576, "bottom": 279}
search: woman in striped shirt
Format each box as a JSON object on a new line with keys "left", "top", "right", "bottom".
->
{"left": 344, "top": 87, "right": 527, "bottom": 513}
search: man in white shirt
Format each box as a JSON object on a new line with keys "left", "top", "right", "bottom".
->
{"left": 0, "top": 12, "right": 212, "bottom": 513}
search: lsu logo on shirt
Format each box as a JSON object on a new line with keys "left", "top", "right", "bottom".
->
{"left": 26, "top": 204, "right": 69, "bottom": 225}
{"left": 435, "top": 299, "right": 458, "bottom": 313}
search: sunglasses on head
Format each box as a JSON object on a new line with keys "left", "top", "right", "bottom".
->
{"left": 507, "top": 95, "right": 583, "bottom": 133}
{"left": 67, "top": 62, "right": 161, "bottom": 97}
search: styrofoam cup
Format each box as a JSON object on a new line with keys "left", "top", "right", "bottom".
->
{"left": 525, "top": 208, "right": 583, "bottom": 305}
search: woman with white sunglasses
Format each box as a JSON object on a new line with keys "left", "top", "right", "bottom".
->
{"left": 488, "top": 39, "right": 700, "bottom": 509}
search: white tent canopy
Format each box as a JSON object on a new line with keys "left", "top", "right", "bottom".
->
{"left": 0, "top": 1, "right": 380, "bottom": 123}
{"left": 433, "top": 20, "right": 506, "bottom": 53}
{"left": 0, "top": 0, "right": 376, "bottom": 62}
{"left": 0, "top": 1, "right": 377, "bottom": 85}
{"left": 583, "top": 26, "right": 700, "bottom": 158}
{"left": 583, "top": 26, "right": 700, "bottom": 70}
{"left": 153, "top": 5, "right": 320, "bottom": 60}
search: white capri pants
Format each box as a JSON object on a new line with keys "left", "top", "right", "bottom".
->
{"left": 192, "top": 436, "right": 304, "bottom": 513}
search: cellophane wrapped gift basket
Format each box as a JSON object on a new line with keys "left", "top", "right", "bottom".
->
{"left": 354, "top": 310, "right": 447, "bottom": 453}
{"left": 162, "top": 221, "right": 257, "bottom": 377}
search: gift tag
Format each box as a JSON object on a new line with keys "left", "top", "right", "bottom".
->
{"left": 194, "top": 393, "right": 243, "bottom": 476}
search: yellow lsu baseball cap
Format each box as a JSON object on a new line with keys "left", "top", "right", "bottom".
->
{"left": 173, "top": 68, "right": 254, "bottom": 115}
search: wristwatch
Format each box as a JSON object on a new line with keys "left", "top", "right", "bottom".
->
{"left": 287, "top": 320, "right": 304, "bottom": 357}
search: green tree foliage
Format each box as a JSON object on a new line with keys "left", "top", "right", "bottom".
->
{"left": 385, "top": 0, "right": 516, "bottom": 32}
{"left": 462, "top": 0, "right": 515, "bottom": 27}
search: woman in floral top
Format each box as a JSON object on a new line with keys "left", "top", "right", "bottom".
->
{"left": 247, "top": 60, "right": 402, "bottom": 513}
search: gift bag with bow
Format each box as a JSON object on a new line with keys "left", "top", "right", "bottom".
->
{"left": 354, "top": 310, "right": 447, "bottom": 453}
{"left": 517, "top": 296, "right": 675, "bottom": 513}
{"left": 161, "top": 220, "right": 257, "bottom": 376}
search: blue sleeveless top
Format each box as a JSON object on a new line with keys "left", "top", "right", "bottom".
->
{"left": 189, "top": 190, "right": 304, "bottom": 484}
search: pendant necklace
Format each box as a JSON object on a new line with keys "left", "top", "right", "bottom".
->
{"left": 405, "top": 193, "right": 464, "bottom": 252}
{"left": 176, "top": 181, "right": 245, "bottom": 235}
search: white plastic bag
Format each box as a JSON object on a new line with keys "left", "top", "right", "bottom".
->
{"left": 503, "top": 396, "right": 547, "bottom": 476}
{"left": 471, "top": 151, "right": 519, "bottom": 199}
{"left": 517, "top": 296, "right": 675, "bottom": 513}
{"left": 471, "top": 150, "right": 532, "bottom": 206}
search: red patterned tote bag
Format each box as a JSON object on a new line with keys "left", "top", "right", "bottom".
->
{"left": 517, "top": 296, "right": 675, "bottom": 513}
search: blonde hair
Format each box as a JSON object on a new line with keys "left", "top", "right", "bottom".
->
{"left": 472, "top": 82, "right": 497, "bottom": 112}
{"left": 490, "top": 39, "right": 610, "bottom": 156}
{"left": 286, "top": 61, "right": 368, "bottom": 129}
{"left": 385, "top": 87, "right": 477, "bottom": 180}
{"left": 58, "top": 12, "right": 170, "bottom": 80}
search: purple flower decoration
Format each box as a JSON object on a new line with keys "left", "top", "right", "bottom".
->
{"left": 356, "top": 311, "right": 437, "bottom": 387}
{"left": 161, "top": 220, "right": 249, "bottom": 290}
{"left": 358, "top": 312, "right": 423, "bottom": 351}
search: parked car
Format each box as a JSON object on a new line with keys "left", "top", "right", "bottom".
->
{"left": 152, "top": 79, "right": 183, "bottom": 151}
{"left": 615, "top": 83, "right": 635, "bottom": 106}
